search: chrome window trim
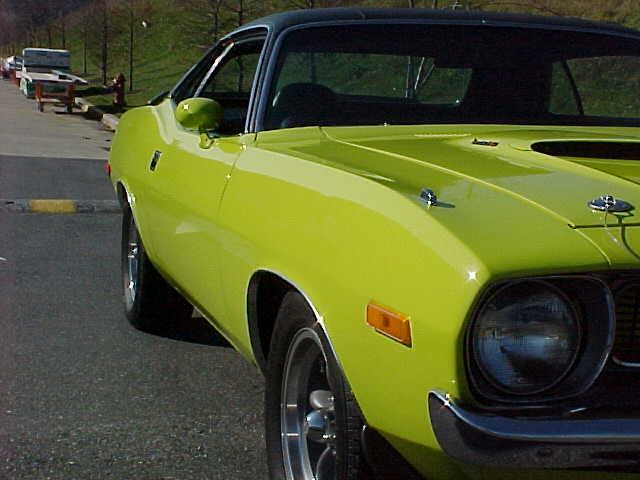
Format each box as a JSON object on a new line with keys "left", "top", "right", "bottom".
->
{"left": 169, "top": 25, "right": 271, "bottom": 135}
{"left": 169, "top": 44, "right": 218, "bottom": 103}
{"left": 193, "top": 42, "right": 235, "bottom": 98}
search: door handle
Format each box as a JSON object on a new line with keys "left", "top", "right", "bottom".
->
{"left": 149, "top": 150, "right": 162, "bottom": 171}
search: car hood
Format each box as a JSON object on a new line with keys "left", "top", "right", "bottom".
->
{"left": 256, "top": 124, "right": 640, "bottom": 270}
{"left": 321, "top": 125, "right": 640, "bottom": 230}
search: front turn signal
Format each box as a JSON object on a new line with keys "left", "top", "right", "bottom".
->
{"left": 366, "top": 302, "right": 412, "bottom": 347}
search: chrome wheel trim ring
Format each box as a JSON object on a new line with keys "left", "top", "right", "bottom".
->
{"left": 281, "top": 327, "right": 337, "bottom": 480}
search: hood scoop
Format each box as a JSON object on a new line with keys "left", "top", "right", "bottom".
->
{"left": 532, "top": 141, "right": 640, "bottom": 161}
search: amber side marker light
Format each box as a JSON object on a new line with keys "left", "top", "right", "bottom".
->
{"left": 366, "top": 302, "right": 412, "bottom": 347}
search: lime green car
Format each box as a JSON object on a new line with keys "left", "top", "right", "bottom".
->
{"left": 109, "top": 8, "right": 640, "bottom": 479}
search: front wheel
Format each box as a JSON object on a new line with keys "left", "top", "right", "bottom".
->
{"left": 121, "top": 204, "right": 192, "bottom": 331}
{"left": 266, "top": 292, "right": 369, "bottom": 480}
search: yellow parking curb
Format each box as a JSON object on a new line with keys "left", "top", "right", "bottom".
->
{"left": 1, "top": 199, "right": 120, "bottom": 213}
{"left": 29, "top": 199, "right": 78, "bottom": 214}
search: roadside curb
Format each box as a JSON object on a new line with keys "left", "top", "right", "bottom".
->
{"left": 75, "top": 97, "right": 120, "bottom": 131}
{"left": 1, "top": 199, "right": 121, "bottom": 214}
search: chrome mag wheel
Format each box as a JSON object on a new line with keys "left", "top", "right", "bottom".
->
{"left": 281, "top": 327, "right": 337, "bottom": 480}
{"left": 120, "top": 204, "right": 193, "bottom": 330}
{"left": 125, "top": 214, "right": 140, "bottom": 306}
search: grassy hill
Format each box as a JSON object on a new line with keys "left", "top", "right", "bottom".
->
{"left": 6, "top": 0, "right": 640, "bottom": 111}
{"left": 64, "top": 0, "right": 211, "bottom": 109}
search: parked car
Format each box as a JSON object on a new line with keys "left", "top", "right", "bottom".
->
{"left": 109, "top": 8, "right": 640, "bottom": 479}
{"left": 2, "top": 55, "right": 22, "bottom": 81}
{"left": 19, "top": 48, "right": 71, "bottom": 98}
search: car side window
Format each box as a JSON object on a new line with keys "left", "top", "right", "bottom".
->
{"left": 196, "top": 38, "right": 265, "bottom": 135}
{"left": 551, "top": 56, "right": 640, "bottom": 118}
{"left": 549, "top": 62, "right": 581, "bottom": 116}
{"left": 415, "top": 64, "right": 471, "bottom": 105}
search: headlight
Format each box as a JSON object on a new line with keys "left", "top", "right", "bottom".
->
{"left": 471, "top": 280, "right": 582, "bottom": 396}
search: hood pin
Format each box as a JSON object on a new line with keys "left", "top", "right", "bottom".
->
{"left": 588, "top": 195, "right": 633, "bottom": 229}
{"left": 588, "top": 195, "right": 633, "bottom": 213}
{"left": 420, "top": 188, "right": 438, "bottom": 207}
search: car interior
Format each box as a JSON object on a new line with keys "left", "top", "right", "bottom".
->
{"left": 263, "top": 23, "right": 640, "bottom": 130}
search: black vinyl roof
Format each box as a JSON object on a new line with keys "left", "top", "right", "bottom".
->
{"left": 241, "top": 7, "right": 640, "bottom": 39}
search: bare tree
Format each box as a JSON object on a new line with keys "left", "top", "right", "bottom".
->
{"left": 79, "top": 6, "right": 91, "bottom": 73}
{"left": 101, "top": 0, "right": 108, "bottom": 84}
{"left": 180, "top": 0, "right": 231, "bottom": 48}
{"left": 59, "top": 9, "right": 67, "bottom": 48}
{"left": 115, "top": 0, "right": 152, "bottom": 91}
{"left": 208, "top": 0, "right": 226, "bottom": 42}
{"left": 82, "top": 0, "right": 113, "bottom": 83}
{"left": 53, "top": 1, "right": 86, "bottom": 49}
{"left": 46, "top": 23, "right": 53, "bottom": 48}
{"left": 0, "top": 0, "right": 20, "bottom": 51}
{"left": 469, "top": 0, "right": 566, "bottom": 16}
{"left": 128, "top": 0, "right": 134, "bottom": 90}
{"left": 287, "top": 0, "right": 344, "bottom": 8}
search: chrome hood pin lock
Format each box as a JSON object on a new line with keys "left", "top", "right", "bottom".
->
{"left": 588, "top": 195, "right": 633, "bottom": 213}
{"left": 420, "top": 188, "right": 438, "bottom": 207}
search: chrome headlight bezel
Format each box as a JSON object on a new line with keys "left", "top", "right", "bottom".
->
{"left": 466, "top": 275, "right": 615, "bottom": 405}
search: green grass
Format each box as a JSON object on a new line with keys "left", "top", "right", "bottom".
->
{"left": 11, "top": 0, "right": 640, "bottom": 115}
{"left": 65, "top": 0, "right": 209, "bottom": 111}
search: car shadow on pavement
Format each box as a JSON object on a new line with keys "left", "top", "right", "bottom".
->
{"left": 150, "top": 314, "right": 232, "bottom": 348}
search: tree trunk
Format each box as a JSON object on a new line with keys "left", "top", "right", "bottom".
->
{"left": 82, "top": 20, "right": 87, "bottom": 74}
{"left": 212, "top": 1, "right": 222, "bottom": 41}
{"left": 101, "top": 0, "right": 108, "bottom": 85}
{"left": 129, "top": 0, "right": 134, "bottom": 92}
{"left": 61, "top": 14, "right": 66, "bottom": 48}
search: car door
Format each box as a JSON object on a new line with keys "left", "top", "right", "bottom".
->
{"left": 145, "top": 31, "right": 267, "bottom": 326}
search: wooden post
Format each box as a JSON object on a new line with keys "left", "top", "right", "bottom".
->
{"left": 35, "top": 83, "right": 43, "bottom": 112}
{"left": 67, "top": 83, "right": 75, "bottom": 113}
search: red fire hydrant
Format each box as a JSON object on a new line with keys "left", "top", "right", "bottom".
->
{"left": 112, "top": 73, "right": 126, "bottom": 109}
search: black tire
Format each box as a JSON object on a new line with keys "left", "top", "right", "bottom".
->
{"left": 121, "top": 204, "right": 192, "bottom": 331}
{"left": 266, "top": 291, "right": 369, "bottom": 480}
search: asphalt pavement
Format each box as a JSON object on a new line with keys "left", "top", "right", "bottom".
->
{"left": 0, "top": 156, "right": 114, "bottom": 200}
{"left": 0, "top": 80, "right": 267, "bottom": 479}
{"left": 0, "top": 81, "right": 113, "bottom": 160}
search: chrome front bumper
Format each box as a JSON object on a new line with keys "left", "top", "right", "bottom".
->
{"left": 428, "top": 391, "right": 640, "bottom": 471}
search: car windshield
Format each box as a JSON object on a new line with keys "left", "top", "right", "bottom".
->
{"left": 264, "top": 23, "right": 640, "bottom": 130}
